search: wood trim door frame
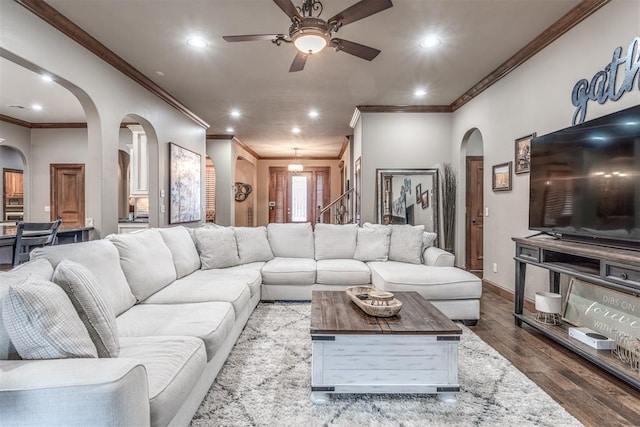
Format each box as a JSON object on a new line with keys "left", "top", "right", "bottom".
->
{"left": 465, "top": 156, "right": 484, "bottom": 272}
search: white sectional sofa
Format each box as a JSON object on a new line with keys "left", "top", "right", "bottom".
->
{"left": 0, "top": 222, "right": 481, "bottom": 426}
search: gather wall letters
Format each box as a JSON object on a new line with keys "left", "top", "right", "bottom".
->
{"left": 571, "top": 36, "right": 640, "bottom": 125}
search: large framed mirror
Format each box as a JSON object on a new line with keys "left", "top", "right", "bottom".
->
{"left": 376, "top": 168, "right": 439, "bottom": 246}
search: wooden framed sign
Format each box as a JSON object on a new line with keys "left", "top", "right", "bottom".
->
{"left": 563, "top": 278, "right": 640, "bottom": 339}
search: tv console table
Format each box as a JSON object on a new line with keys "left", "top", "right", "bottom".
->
{"left": 512, "top": 236, "right": 640, "bottom": 390}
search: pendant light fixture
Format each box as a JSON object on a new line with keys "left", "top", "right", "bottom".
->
{"left": 288, "top": 148, "right": 304, "bottom": 172}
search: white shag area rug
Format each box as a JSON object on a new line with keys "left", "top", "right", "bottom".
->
{"left": 191, "top": 302, "right": 582, "bottom": 427}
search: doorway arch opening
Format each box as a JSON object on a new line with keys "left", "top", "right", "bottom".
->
{"left": 459, "top": 128, "right": 484, "bottom": 273}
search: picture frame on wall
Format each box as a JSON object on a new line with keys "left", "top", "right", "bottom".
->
{"left": 421, "top": 191, "right": 429, "bottom": 209}
{"left": 492, "top": 162, "right": 512, "bottom": 192}
{"left": 169, "top": 142, "right": 202, "bottom": 224}
{"left": 514, "top": 133, "right": 536, "bottom": 174}
{"left": 415, "top": 183, "right": 422, "bottom": 204}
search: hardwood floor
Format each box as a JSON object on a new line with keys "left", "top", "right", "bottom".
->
{"left": 471, "top": 288, "right": 640, "bottom": 427}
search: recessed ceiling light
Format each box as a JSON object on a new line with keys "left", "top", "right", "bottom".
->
{"left": 41, "top": 74, "right": 53, "bottom": 82}
{"left": 230, "top": 109, "right": 241, "bottom": 118}
{"left": 291, "top": 127, "right": 301, "bottom": 134}
{"left": 414, "top": 88, "right": 427, "bottom": 97}
{"left": 187, "top": 37, "right": 208, "bottom": 48}
{"left": 225, "top": 127, "right": 234, "bottom": 133}
{"left": 308, "top": 110, "right": 319, "bottom": 118}
{"left": 31, "top": 104, "right": 43, "bottom": 111}
{"left": 420, "top": 36, "right": 441, "bottom": 48}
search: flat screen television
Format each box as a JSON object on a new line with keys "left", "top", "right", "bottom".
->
{"left": 529, "top": 104, "right": 640, "bottom": 249}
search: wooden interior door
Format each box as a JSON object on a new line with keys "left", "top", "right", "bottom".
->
{"left": 269, "top": 167, "right": 330, "bottom": 225}
{"left": 50, "top": 164, "right": 85, "bottom": 228}
{"left": 466, "top": 156, "right": 484, "bottom": 272}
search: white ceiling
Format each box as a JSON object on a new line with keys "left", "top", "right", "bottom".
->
{"left": 0, "top": 0, "right": 582, "bottom": 157}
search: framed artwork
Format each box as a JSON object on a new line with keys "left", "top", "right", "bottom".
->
{"left": 169, "top": 143, "right": 202, "bottom": 224}
{"left": 421, "top": 191, "right": 429, "bottom": 209}
{"left": 492, "top": 162, "right": 512, "bottom": 192}
{"left": 514, "top": 133, "right": 536, "bottom": 174}
{"left": 415, "top": 184, "right": 422, "bottom": 204}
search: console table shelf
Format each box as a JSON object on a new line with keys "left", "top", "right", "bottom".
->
{"left": 512, "top": 236, "right": 640, "bottom": 390}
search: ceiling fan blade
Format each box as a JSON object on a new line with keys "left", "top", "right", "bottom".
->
{"left": 328, "top": 0, "right": 393, "bottom": 27}
{"left": 289, "top": 51, "right": 308, "bottom": 72}
{"left": 273, "top": 0, "right": 302, "bottom": 20}
{"left": 331, "top": 38, "right": 381, "bottom": 61}
{"left": 223, "top": 34, "right": 283, "bottom": 42}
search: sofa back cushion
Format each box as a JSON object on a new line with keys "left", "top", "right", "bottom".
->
{"left": 31, "top": 240, "right": 136, "bottom": 316}
{"left": 354, "top": 227, "right": 391, "bottom": 262}
{"left": 195, "top": 227, "right": 241, "bottom": 269}
{"left": 233, "top": 226, "right": 274, "bottom": 264}
{"left": 158, "top": 226, "right": 201, "bottom": 278}
{"left": 107, "top": 229, "right": 177, "bottom": 302}
{"left": 267, "top": 223, "right": 314, "bottom": 258}
{"left": 314, "top": 223, "right": 358, "bottom": 260}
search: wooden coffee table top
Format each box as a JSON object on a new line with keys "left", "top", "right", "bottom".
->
{"left": 310, "top": 290, "right": 462, "bottom": 335}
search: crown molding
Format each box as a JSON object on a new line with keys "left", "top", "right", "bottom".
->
{"left": 356, "top": 105, "right": 453, "bottom": 113}
{"left": 0, "top": 115, "right": 142, "bottom": 129}
{"left": 232, "top": 137, "right": 261, "bottom": 160}
{"left": 0, "top": 114, "right": 32, "bottom": 128}
{"left": 15, "top": 0, "right": 210, "bottom": 129}
{"left": 259, "top": 156, "right": 341, "bottom": 161}
{"left": 450, "top": 0, "right": 610, "bottom": 111}
{"left": 338, "top": 136, "right": 350, "bottom": 160}
{"left": 206, "top": 134, "right": 234, "bottom": 140}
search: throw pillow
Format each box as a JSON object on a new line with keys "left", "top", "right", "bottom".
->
{"left": 314, "top": 223, "right": 358, "bottom": 260}
{"left": 353, "top": 227, "right": 391, "bottom": 262}
{"left": 158, "top": 226, "right": 202, "bottom": 278}
{"left": 195, "top": 227, "right": 241, "bottom": 269}
{"left": 389, "top": 224, "right": 424, "bottom": 264}
{"left": 2, "top": 278, "right": 98, "bottom": 359}
{"left": 52, "top": 260, "right": 119, "bottom": 358}
{"left": 421, "top": 231, "right": 438, "bottom": 263}
{"left": 233, "top": 227, "right": 274, "bottom": 264}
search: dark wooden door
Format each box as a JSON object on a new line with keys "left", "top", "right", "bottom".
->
{"left": 269, "top": 167, "right": 330, "bottom": 225}
{"left": 466, "top": 156, "right": 483, "bottom": 272}
{"left": 50, "top": 164, "right": 85, "bottom": 228}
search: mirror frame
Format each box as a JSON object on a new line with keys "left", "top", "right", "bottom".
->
{"left": 376, "top": 168, "right": 440, "bottom": 246}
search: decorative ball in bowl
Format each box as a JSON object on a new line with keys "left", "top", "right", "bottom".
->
{"left": 346, "top": 286, "right": 402, "bottom": 317}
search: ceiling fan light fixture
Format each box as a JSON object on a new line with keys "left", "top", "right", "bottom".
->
{"left": 291, "top": 18, "right": 330, "bottom": 54}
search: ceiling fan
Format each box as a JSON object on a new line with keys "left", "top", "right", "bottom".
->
{"left": 223, "top": 0, "right": 393, "bottom": 72}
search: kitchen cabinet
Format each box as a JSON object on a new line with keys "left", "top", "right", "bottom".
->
{"left": 127, "top": 124, "right": 148, "bottom": 196}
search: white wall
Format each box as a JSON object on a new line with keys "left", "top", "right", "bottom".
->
{"left": 451, "top": 0, "right": 640, "bottom": 299}
{"left": 206, "top": 138, "right": 233, "bottom": 226}
{"left": 355, "top": 112, "right": 452, "bottom": 226}
{"left": 2, "top": 1, "right": 207, "bottom": 236}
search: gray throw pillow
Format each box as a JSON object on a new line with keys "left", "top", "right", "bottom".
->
{"left": 354, "top": 227, "right": 391, "bottom": 262}
{"left": 233, "top": 226, "right": 274, "bottom": 264}
{"left": 2, "top": 278, "right": 98, "bottom": 359}
{"left": 53, "top": 260, "right": 120, "bottom": 358}
{"left": 389, "top": 225, "right": 425, "bottom": 264}
{"left": 195, "top": 227, "right": 241, "bottom": 269}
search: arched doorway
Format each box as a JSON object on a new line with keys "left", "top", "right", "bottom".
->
{"left": 234, "top": 157, "right": 255, "bottom": 227}
{"left": 460, "top": 128, "right": 484, "bottom": 273}
{"left": 0, "top": 145, "right": 26, "bottom": 224}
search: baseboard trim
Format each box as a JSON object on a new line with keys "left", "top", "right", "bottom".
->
{"left": 482, "top": 279, "right": 535, "bottom": 313}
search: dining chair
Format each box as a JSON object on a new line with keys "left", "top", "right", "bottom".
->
{"left": 12, "top": 219, "right": 62, "bottom": 267}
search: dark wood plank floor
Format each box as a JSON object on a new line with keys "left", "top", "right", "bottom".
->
{"left": 471, "top": 288, "right": 640, "bottom": 427}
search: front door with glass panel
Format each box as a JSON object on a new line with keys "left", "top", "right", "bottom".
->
{"left": 268, "top": 167, "right": 330, "bottom": 225}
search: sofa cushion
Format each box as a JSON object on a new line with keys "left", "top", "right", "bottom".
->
{"left": 195, "top": 227, "right": 241, "bottom": 269}
{"left": 116, "top": 301, "right": 235, "bottom": 361}
{"left": 107, "top": 229, "right": 177, "bottom": 302}
{"left": 158, "top": 226, "right": 201, "bottom": 278}
{"left": 0, "top": 260, "right": 55, "bottom": 360}
{"left": 119, "top": 336, "right": 206, "bottom": 427}
{"left": 142, "top": 274, "right": 251, "bottom": 320}
{"left": 261, "top": 257, "right": 316, "bottom": 286}
{"left": 211, "top": 264, "right": 264, "bottom": 297}
{"left": 316, "top": 259, "right": 371, "bottom": 285}
{"left": 314, "top": 223, "right": 358, "bottom": 260}
{"left": 233, "top": 226, "right": 274, "bottom": 264}
{"left": 2, "top": 278, "right": 98, "bottom": 359}
{"left": 368, "top": 261, "right": 482, "bottom": 300}
{"left": 388, "top": 225, "right": 424, "bottom": 264}
{"left": 267, "top": 223, "right": 314, "bottom": 259}
{"left": 52, "top": 260, "right": 119, "bottom": 358}
{"left": 354, "top": 227, "right": 391, "bottom": 262}
{"left": 31, "top": 240, "right": 136, "bottom": 316}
